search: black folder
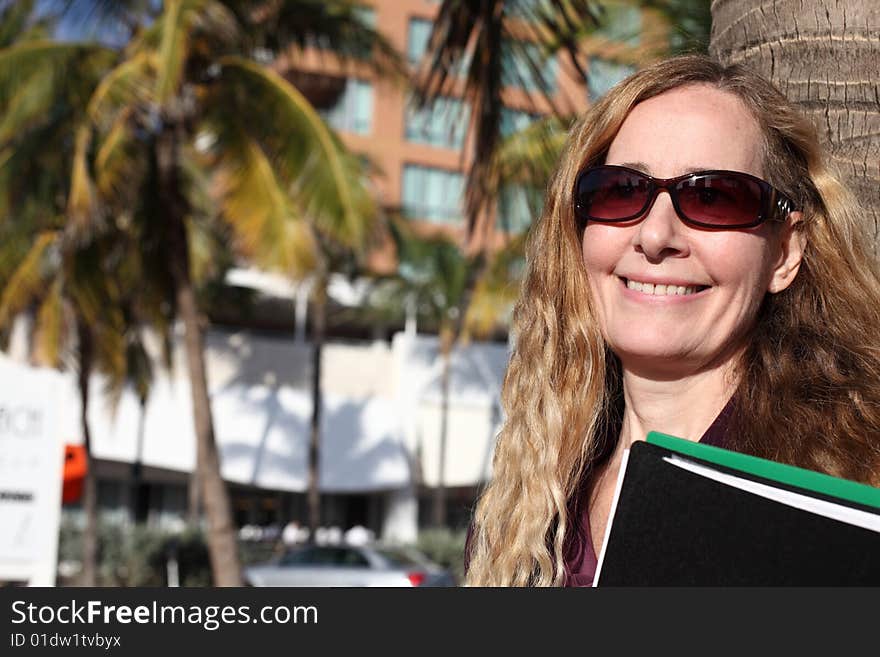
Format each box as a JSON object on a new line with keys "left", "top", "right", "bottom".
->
{"left": 593, "top": 432, "right": 880, "bottom": 586}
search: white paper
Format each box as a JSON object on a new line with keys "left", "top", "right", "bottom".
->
{"left": 664, "top": 455, "right": 880, "bottom": 533}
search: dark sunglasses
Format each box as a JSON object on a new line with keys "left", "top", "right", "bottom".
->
{"left": 574, "top": 165, "right": 796, "bottom": 230}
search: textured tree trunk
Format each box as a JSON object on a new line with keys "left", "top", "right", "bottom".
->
{"left": 307, "top": 278, "right": 327, "bottom": 539}
{"left": 431, "top": 325, "right": 453, "bottom": 528}
{"left": 157, "top": 121, "right": 242, "bottom": 586}
{"left": 76, "top": 320, "right": 98, "bottom": 587}
{"left": 709, "top": 0, "right": 880, "bottom": 238}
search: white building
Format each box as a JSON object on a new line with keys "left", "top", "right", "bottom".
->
{"left": 7, "top": 314, "right": 509, "bottom": 543}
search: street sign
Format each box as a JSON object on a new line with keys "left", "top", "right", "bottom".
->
{"left": 0, "top": 355, "right": 64, "bottom": 585}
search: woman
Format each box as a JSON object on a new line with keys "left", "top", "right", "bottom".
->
{"left": 465, "top": 55, "right": 880, "bottom": 587}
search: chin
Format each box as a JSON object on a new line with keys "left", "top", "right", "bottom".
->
{"left": 609, "top": 343, "right": 701, "bottom": 375}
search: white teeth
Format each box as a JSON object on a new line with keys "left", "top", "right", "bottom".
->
{"left": 625, "top": 279, "right": 699, "bottom": 296}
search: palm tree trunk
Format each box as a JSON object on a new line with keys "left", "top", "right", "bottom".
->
{"left": 709, "top": 0, "right": 880, "bottom": 238}
{"left": 157, "top": 120, "right": 242, "bottom": 586}
{"left": 307, "top": 278, "right": 327, "bottom": 539}
{"left": 432, "top": 325, "right": 453, "bottom": 528}
{"left": 131, "top": 399, "right": 148, "bottom": 523}
{"left": 187, "top": 466, "right": 201, "bottom": 525}
{"left": 76, "top": 320, "right": 98, "bottom": 586}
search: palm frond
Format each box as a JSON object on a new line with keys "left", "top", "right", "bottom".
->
{"left": 186, "top": 214, "right": 231, "bottom": 288}
{"left": 0, "top": 230, "right": 58, "bottom": 329}
{"left": 95, "top": 320, "right": 129, "bottom": 418}
{"left": 0, "top": 0, "right": 42, "bottom": 48}
{"left": 0, "top": 40, "right": 115, "bottom": 107}
{"left": 214, "top": 131, "right": 318, "bottom": 278}
{"left": 155, "top": 0, "right": 188, "bottom": 105}
{"left": 413, "top": 0, "right": 505, "bottom": 242}
{"left": 33, "top": 275, "right": 66, "bottom": 367}
{"left": 87, "top": 50, "right": 155, "bottom": 130}
{"left": 487, "top": 114, "right": 569, "bottom": 193}
{"left": 95, "top": 108, "right": 146, "bottom": 204}
{"left": 155, "top": 0, "right": 239, "bottom": 105}
{"left": 68, "top": 123, "right": 98, "bottom": 233}
{"left": 210, "top": 56, "right": 379, "bottom": 252}
{"left": 0, "top": 41, "right": 114, "bottom": 146}
{"left": 124, "top": 332, "right": 154, "bottom": 405}
{"left": 67, "top": 239, "right": 116, "bottom": 329}
{"left": 0, "top": 62, "right": 57, "bottom": 144}
{"left": 413, "top": 0, "right": 599, "bottom": 246}
{"left": 0, "top": 118, "right": 77, "bottom": 222}
{"left": 245, "top": 0, "right": 405, "bottom": 81}
{"left": 464, "top": 234, "right": 525, "bottom": 338}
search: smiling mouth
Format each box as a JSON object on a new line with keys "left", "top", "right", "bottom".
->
{"left": 620, "top": 277, "right": 710, "bottom": 296}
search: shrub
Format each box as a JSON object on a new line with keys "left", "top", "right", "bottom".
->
{"left": 57, "top": 520, "right": 213, "bottom": 586}
{"left": 416, "top": 528, "right": 467, "bottom": 585}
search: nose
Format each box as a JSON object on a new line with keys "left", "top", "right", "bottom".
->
{"left": 632, "top": 189, "right": 689, "bottom": 262}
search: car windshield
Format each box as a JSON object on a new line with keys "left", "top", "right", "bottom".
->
{"left": 279, "top": 546, "right": 369, "bottom": 567}
{"left": 372, "top": 547, "right": 429, "bottom": 568}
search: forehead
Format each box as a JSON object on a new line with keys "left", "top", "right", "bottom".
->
{"left": 605, "top": 84, "right": 765, "bottom": 178}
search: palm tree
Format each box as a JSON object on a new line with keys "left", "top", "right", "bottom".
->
{"left": 383, "top": 219, "right": 522, "bottom": 526}
{"left": 408, "top": 2, "right": 604, "bottom": 525}
{"left": 409, "top": 2, "right": 605, "bottom": 408}
{"left": 0, "top": 228, "right": 161, "bottom": 585}
{"left": 709, "top": 1, "right": 879, "bottom": 238}
{"left": 0, "top": 5, "right": 149, "bottom": 585}
{"left": 414, "top": 0, "right": 601, "bottom": 247}
{"left": 2, "top": 0, "right": 399, "bottom": 585}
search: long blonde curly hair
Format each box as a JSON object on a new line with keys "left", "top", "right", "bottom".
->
{"left": 466, "top": 54, "right": 880, "bottom": 587}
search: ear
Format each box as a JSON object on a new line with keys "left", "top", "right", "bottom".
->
{"left": 768, "top": 212, "right": 806, "bottom": 294}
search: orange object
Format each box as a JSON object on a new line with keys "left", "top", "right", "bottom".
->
{"left": 62, "top": 444, "right": 87, "bottom": 504}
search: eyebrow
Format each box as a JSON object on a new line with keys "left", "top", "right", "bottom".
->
{"left": 616, "top": 162, "right": 718, "bottom": 177}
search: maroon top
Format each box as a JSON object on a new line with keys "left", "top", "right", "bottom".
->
{"left": 464, "top": 399, "right": 735, "bottom": 586}
{"left": 563, "top": 401, "right": 734, "bottom": 586}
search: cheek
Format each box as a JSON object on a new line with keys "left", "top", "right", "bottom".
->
{"left": 581, "top": 225, "right": 625, "bottom": 276}
{"left": 705, "top": 234, "right": 777, "bottom": 294}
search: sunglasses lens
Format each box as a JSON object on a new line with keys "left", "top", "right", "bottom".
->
{"left": 576, "top": 167, "right": 650, "bottom": 221}
{"left": 675, "top": 174, "right": 763, "bottom": 227}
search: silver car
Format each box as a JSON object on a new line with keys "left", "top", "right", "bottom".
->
{"left": 243, "top": 543, "right": 457, "bottom": 587}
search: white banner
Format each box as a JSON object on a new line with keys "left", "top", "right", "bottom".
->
{"left": 0, "top": 356, "right": 64, "bottom": 585}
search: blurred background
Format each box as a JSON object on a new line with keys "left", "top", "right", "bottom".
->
{"left": 0, "top": 0, "right": 714, "bottom": 586}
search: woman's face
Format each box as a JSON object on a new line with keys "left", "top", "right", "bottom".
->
{"left": 581, "top": 84, "right": 803, "bottom": 378}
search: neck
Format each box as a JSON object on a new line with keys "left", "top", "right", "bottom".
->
{"left": 616, "top": 360, "right": 738, "bottom": 449}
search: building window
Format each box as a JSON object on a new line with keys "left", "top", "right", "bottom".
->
{"left": 407, "top": 18, "right": 433, "bottom": 66}
{"left": 408, "top": 17, "right": 471, "bottom": 74}
{"left": 497, "top": 185, "right": 542, "bottom": 233}
{"left": 320, "top": 78, "right": 373, "bottom": 135}
{"left": 500, "top": 40, "right": 557, "bottom": 93}
{"left": 587, "top": 58, "right": 635, "bottom": 102}
{"left": 500, "top": 107, "right": 542, "bottom": 138}
{"left": 401, "top": 164, "right": 464, "bottom": 224}
{"left": 405, "top": 97, "right": 469, "bottom": 149}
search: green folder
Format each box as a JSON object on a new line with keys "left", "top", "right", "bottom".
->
{"left": 646, "top": 431, "right": 880, "bottom": 510}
